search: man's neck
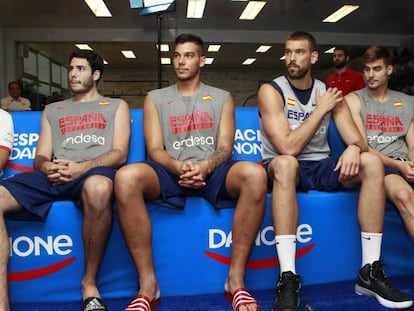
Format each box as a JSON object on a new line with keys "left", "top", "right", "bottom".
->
{"left": 368, "top": 85, "right": 389, "bottom": 103}
{"left": 72, "top": 88, "right": 101, "bottom": 102}
{"left": 335, "top": 66, "right": 347, "bottom": 75}
{"left": 287, "top": 74, "right": 313, "bottom": 91}
{"left": 177, "top": 79, "right": 201, "bottom": 97}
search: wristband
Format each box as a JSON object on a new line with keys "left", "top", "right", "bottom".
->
{"left": 393, "top": 157, "right": 406, "bottom": 162}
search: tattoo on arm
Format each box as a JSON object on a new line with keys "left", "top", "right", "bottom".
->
{"left": 206, "top": 135, "right": 233, "bottom": 173}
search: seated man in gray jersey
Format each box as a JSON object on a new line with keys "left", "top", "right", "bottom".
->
{"left": 346, "top": 46, "right": 414, "bottom": 242}
{"left": 115, "top": 33, "right": 267, "bottom": 311}
{"left": 258, "top": 31, "right": 412, "bottom": 311}
{"left": 0, "top": 49, "right": 131, "bottom": 311}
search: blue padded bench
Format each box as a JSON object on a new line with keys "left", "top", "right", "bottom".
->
{"left": 4, "top": 108, "right": 414, "bottom": 304}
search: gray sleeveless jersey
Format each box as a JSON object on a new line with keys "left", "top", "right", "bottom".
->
{"left": 355, "top": 88, "right": 414, "bottom": 159}
{"left": 45, "top": 96, "right": 120, "bottom": 162}
{"left": 148, "top": 83, "right": 229, "bottom": 162}
{"left": 260, "top": 76, "right": 331, "bottom": 161}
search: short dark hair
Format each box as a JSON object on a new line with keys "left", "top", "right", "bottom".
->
{"left": 334, "top": 46, "right": 350, "bottom": 58}
{"left": 287, "top": 31, "right": 317, "bottom": 52}
{"left": 175, "top": 33, "right": 205, "bottom": 56}
{"left": 69, "top": 49, "right": 104, "bottom": 82}
{"left": 8, "top": 81, "right": 21, "bottom": 90}
{"left": 363, "top": 46, "right": 393, "bottom": 66}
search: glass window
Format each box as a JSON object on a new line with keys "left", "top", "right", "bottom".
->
{"left": 51, "top": 62, "right": 61, "bottom": 85}
{"left": 38, "top": 54, "right": 50, "bottom": 83}
{"left": 23, "top": 50, "right": 37, "bottom": 76}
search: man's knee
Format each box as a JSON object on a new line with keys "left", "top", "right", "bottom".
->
{"left": 269, "top": 155, "right": 298, "bottom": 182}
{"left": 361, "top": 153, "right": 384, "bottom": 177}
{"left": 394, "top": 188, "right": 414, "bottom": 213}
{"left": 115, "top": 163, "right": 149, "bottom": 189}
{"left": 83, "top": 175, "right": 113, "bottom": 199}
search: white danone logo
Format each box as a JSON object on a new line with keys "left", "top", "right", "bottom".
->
{"left": 9, "top": 234, "right": 73, "bottom": 257}
{"left": 209, "top": 224, "right": 313, "bottom": 249}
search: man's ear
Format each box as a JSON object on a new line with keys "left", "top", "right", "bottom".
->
{"left": 387, "top": 64, "right": 394, "bottom": 76}
{"left": 199, "top": 55, "right": 206, "bottom": 68}
{"left": 93, "top": 70, "right": 101, "bottom": 81}
{"left": 311, "top": 50, "right": 319, "bottom": 65}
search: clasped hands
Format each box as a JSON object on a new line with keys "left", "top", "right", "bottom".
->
{"left": 178, "top": 160, "right": 208, "bottom": 189}
{"left": 44, "top": 158, "right": 84, "bottom": 185}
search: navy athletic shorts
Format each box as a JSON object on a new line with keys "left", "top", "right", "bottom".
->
{"left": 384, "top": 165, "right": 402, "bottom": 176}
{"left": 263, "top": 157, "right": 344, "bottom": 191}
{"left": 1, "top": 166, "right": 115, "bottom": 221}
{"left": 144, "top": 160, "right": 238, "bottom": 209}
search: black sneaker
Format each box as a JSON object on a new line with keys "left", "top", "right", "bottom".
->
{"left": 355, "top": 260, "right": 413, "bottom": 309}
{"left": 272, "top": 271, "right": 301, "bottom": 311}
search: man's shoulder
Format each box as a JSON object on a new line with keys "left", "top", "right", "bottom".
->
{"left": 200, "top": 83, "right": 229, "bottom": 96}
{"left": 0, "top": 96, "right": 10, "bottom": 103}
{"left": 389, "top": 89, "right": 414, "bottom": 102}
{"left": 47, "top": 98, "right": 71, "bottom": 107}
{"left": 269, "top": 75, "right": 288, "bottom": 88}
{"left": 149, "top": 84, "right": 175, "bottom": 95}
{"left": 326, "top": 72, "right": 336, "bottom": 80}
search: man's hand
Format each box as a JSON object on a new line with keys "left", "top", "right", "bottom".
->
{"left": 315, "top": 87, "right": 343, "bottom": 114}
{"left": 333, "top": 145, "right": 361, "bottom": 182}
{"left": 178, "top": 161, "right": 207, "bottom": 189}
{"left": 45, "top": 159, "right": 87, "bottom": 185}
{"left": 399, "top": 160, "right": 414, "bottom": 182}
{"left": 43, "top": 159, "right": 69, "bottom": 185}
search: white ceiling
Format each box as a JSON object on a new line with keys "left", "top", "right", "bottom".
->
{"left": 1, "top": 0, "right": 413, "bottom": 70}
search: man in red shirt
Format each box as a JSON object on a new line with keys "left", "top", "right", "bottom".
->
{"left": 326, "top": 46, "right": 365, "bottom": 96}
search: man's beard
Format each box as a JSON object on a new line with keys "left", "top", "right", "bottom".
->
{"left": 71, "top": 78, "right": 94, "bottom": 94}
{"left": 287, "top": 65, "right": 309, "bottom": 80}
{"left": 334, "top": 60, "right": 347, "bottom": 69}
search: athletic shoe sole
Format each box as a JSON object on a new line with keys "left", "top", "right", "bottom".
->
{"left": 355, "top": 284, "right": 413, "bottom": 309}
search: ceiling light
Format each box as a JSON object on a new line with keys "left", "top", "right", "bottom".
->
{"left": 322, "top": 5, "right": 359, "bottom": 23}
{"left": 324, "top": 47, "right": 336, "bottom": 54}
{"left": 161, "top": 57, "right": 171, "bottom": 64}
{"left": 187, "top": 0, "right": 206, "bottom": 18}
{"left": 129, "top": 0, "right": 143, "bottom": 8}
{"left": 75, "top": 44, "right": 93, "bottom": 50}
{"left": 121, "top": 50, "right": 136, "bottom": 59}
{"left": 140, "top": 0, "right": 175, "bottom": 15}
{"left": 103, "top": 59, "right": 109, "bottom": 65}
{"left": 160, "top": 44, "right": 169, "bottom": 52}
{"left": 242, "top": 58, "right": 256, "bottom": 65}
{"left": 83, "top": 0, "right": 112, "bottom": 17}
{"left": 205, "top": 58, "right": 214, "bottom": 65}
{"left": 239, "top": 1, "right": 266, "bottom": 20}
{"left": 256, "top": 45, "right": 271, "bottom": 53}
{"left": 208, "top": 45, "right": 221, "bottom": 52}
{"left": 156, "top": 43, "right": 169, "bottom": 51}
{"left": 280, "top": 55, "right": 285, "bottom": 60}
